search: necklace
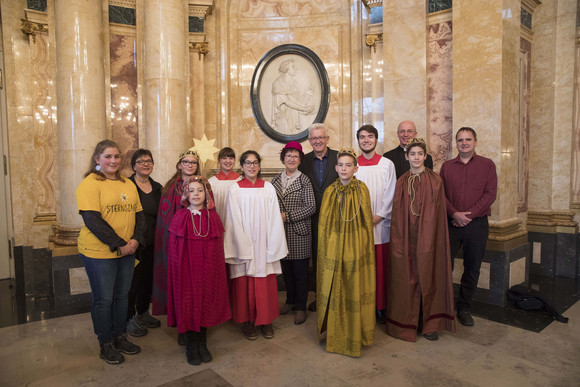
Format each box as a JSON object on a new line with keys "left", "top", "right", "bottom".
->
{"left": 407, "top": 173, "right": 422, "bottom": 216}
{"left": 335, "top": 180, "right": 362, "bottom": 222}
{"left": 189, "top": 206, "right": 210, "bottom": 237}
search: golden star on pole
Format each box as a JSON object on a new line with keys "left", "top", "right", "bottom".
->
{"left": 191, "top": 134, "right": 220, "bottom": 164}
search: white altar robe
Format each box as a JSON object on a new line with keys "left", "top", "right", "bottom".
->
{"left": 224, "top": 180, "right": 288, "bottom": 279}
{"left": 355, "top": 154, "right": 396, "bottom": 244}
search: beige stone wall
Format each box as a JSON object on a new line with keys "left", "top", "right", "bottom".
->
{"left": 0, "top": 0, "right": 579, "bottom": 249}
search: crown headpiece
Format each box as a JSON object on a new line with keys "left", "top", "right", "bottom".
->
{"left": 337, "top": 147, "right": 357, "bottom": 160}
{"left": 179, "top": 147, "right": 200, "bottom": 161}
{"left": 405, "top": 138, "right": 426, "bottom": 153}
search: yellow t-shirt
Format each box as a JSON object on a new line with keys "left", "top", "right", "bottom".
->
{"left": 76, "top": 173, "right": 143, "bottom": 258}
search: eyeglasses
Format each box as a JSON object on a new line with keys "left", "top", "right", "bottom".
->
{"left": 284, "top": 154, "right": 299, "bottom": 160}
{"left": 243, "top": 161, "right": 260, "bottom": 167}
{"left": 181, "top": 160, "right": 198, "bottom": 166}
{"left": 135, "top": 159, "right": 153, "bottom": 165}
{"left": 309, "top": 136, "right": 328, "bottom": 142}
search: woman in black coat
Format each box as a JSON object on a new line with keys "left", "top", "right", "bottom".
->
{"left": 126, "top": 149, "right": 163, "bottom": 336}
{"left": 271, "top": 141, "right": 316, "bottom": 325}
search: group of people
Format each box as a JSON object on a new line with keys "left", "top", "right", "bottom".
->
{"left": 75, "top": 119, "right": 497, "bottom": 364}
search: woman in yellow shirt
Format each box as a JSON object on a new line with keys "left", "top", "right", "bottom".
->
{"left": 75, "top": 139, "right": 145, "bottom": 365}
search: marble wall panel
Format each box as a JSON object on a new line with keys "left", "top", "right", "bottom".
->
{"left": 382, "top": 1, "right": 427, "bottom": 149}
{"left": 550, "top": 0, "right": 577, "bottom": 211}
{"left": 427, "top": 21, "right": 453, "bottom": 170}
{"left": 109, "top": 34, "right": 138, "bottom": 176}
{"left": 528, "top": 2, "right": 556, "bottom": 209}
{"left": 574, "top": 40, "right": 580, "bottom": 205}
{"left": 234, "top": 27, "right": 343, "bottom": 166}
{"left": 518, "top": 38, "right": 531, "bottom": 213}
{"left": 499, "top": 0, "right": 521, "bottom": 221}
{"left": 238, "top": 0, "right": 340, "bottom": 18}
{"left": 30, "top": 31, "right": 56, "bottom": 217}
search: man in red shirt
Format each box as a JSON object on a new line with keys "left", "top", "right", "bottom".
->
{"left": 439, "top": 127, "right": 497, "bottom": 327}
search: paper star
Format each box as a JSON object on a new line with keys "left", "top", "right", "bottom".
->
{"left": 192, "top": 134, "right": 220, "bottom": 164}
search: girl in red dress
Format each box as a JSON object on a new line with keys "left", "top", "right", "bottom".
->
{"left": 166, "top": 176, "right": 231, "bottom": 365}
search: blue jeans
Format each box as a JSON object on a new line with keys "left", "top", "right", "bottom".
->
{"left": 81, "top": 254, "right": 135, "bottom": 344}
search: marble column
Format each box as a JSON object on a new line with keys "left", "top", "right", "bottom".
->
{"left": 452, "top": 0, "right": 520, "bottom": 223}
{"left": 143, "top": 0, "right": 189, "bottom": 184}
{"left": 382, "top": 0, "right": 427, "bottom": 150}
{"left": 54, "top": 0, "right": 107, "bottom": 235}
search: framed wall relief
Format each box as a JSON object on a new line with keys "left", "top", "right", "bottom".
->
{"left": 250, "top": 44, "right": 330, "bottom": 143}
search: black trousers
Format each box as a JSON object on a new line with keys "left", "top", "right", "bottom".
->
{"left": 281, "top": 258, "right": 309, "bottom": 311}
{"left": 310, "top": 213, "right": 320, "bottom": 293}
{"left": 449, "top": 216, "right": 489, "bottom": 312}
{"left": 127, "top": 244, "right": 155, "bottom": 319}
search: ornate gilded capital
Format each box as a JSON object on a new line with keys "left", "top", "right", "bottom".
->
{"left": 189, "top": 42, "right": 209, "bottom": 61}
{"left": 365, "top": 33, "right": 383, "bottom": 53}
{"left": 20, "top": 19, "right": 48, "bottom": 43}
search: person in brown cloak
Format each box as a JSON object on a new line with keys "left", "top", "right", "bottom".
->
{"left": 386, "top": 138, "right": 456, "bottom": 342}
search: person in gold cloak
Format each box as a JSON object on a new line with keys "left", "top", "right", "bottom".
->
{"left": 317, "top": 148, "right": 376, "bottom": 357}
{"left": 386, "top": 138, "right": 456, "bottom": 342}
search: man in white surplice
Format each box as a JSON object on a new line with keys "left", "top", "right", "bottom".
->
{"left": 354, "top": 125, "right": 396, "bottom": 324}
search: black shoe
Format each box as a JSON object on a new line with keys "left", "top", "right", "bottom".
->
{"left": 423, "top": 332, "right": 439, "bottom": 341}
{"left": 114, "top": 333, "right": 141, "bottom": 355}
{"left": 100, "top": 340, "right": 125, "bottom": 365}
{"left": 185, "top": 331, "right": 201, "bottom": 366}
{"left": 178, "top": 332, "right": 186, "bottom": 346}
{"left": 457, "top": 311, "right": 474, "bottom": 326}
{"left": 376, "top": 309, "right": 386, "bottom": 324}
{"left": 126, "top": 316, "right": 148, "bottom": 337}
{"left": 136, "top": 311, "right": 161, "bottom": 328}
{"left": 198, "top": 327, "right": 212, "bottom": 362}
{"left": 308, "top": 300, "right": 317, "bottom": 312}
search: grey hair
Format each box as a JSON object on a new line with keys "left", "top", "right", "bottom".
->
{"left": 307, "top": 123, "right": 328, "bottom": 138}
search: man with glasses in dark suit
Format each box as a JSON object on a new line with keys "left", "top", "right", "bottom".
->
{"left": 299, "top": 123, "right": 339, "bottom": 311}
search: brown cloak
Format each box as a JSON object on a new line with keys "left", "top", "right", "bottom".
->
{"left": 386, "top": 169, "right": 455, "bottom": 342}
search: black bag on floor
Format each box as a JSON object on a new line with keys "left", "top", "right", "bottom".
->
{"left": 507, "top": 284, "right": 568, "bottom": 323}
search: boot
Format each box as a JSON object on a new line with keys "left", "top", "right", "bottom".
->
{"left": 198, "top": 327, "right": 212, "bottom": 363}
{"left": 185, "top": 331, "right": 201, "bottom": 365}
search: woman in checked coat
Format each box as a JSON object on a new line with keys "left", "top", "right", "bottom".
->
{"left": 272, "top": 141, "right": 316, "bottom": 325}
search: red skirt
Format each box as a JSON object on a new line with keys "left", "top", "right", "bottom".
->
{"left": 375, "top": 242, "right": 390, "bottom": 310}
{"left": 230, "top": 275, "right": 279, "bottom": 325}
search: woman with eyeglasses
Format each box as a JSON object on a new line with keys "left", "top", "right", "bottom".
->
{"left": 271, "top": 141, "right": 315, "bottom": 325}
{"left": 125, "top": 149, "right": 163, "bottom": 337}
{"left": 224, "top": 150, "right": 288, "bottom": 340}
{"left": 152, "top": 149, "right": 201, "bottom": 326}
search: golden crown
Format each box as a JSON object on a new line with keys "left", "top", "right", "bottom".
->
{"left": 405, "top": 138, "right": 426, "bottom": 152}
{"left": 337, "top": 147, "right": 357, "bottom": 160}
{"left": 179, "top": 147, "right": 200, "bottom": 161}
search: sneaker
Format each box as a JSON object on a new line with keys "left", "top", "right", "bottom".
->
{"left": 457, "top": 311, "right": 475, "bottom": 327}
{"left": 114, "top": 333, "right": 141, "bottom": 355}
{"left": 136, "top": 310, "right": 161, "bottom": 328}
{"left": 261, "top": 324, "right": 274, "bottom": 339}
{"left": 243, "top": 322, "right": 258, "bottom": 341}
{"left": 127, "top": 316, "right": 148, "bottom": 337}
{"left": 100, "top": 340, "right": 125, "bottom": 365}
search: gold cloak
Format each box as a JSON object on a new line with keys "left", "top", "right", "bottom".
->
{"left": 317, "top": 177, "right": 376, "bottom": 357}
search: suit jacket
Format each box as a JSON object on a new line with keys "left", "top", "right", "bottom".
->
{"left": 298, "top": 147, "right": 339, "bottom": 216}
{"left": 271, "top": 172, "right": 316, "bottom": 260}
{"left": 383, "top": 146, "right": 434, "bottom": 180}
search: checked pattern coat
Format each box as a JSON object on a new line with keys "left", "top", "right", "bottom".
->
{"left": 271, "top": 172, "right": 316, "bottom": 260}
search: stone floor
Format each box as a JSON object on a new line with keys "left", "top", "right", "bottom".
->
{"left": 1, "top": 290, "right": 579, "bottom": 387}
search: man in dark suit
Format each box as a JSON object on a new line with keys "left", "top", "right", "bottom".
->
{"left": 383, "top": 120, "right": 434, "bottom": 179}
{"left": 298, "top": 123, "right": 338, "bottom": 311}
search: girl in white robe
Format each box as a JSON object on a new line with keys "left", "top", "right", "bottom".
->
{"left": 224, "top": 150, "right": 288, "bottom": 340}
